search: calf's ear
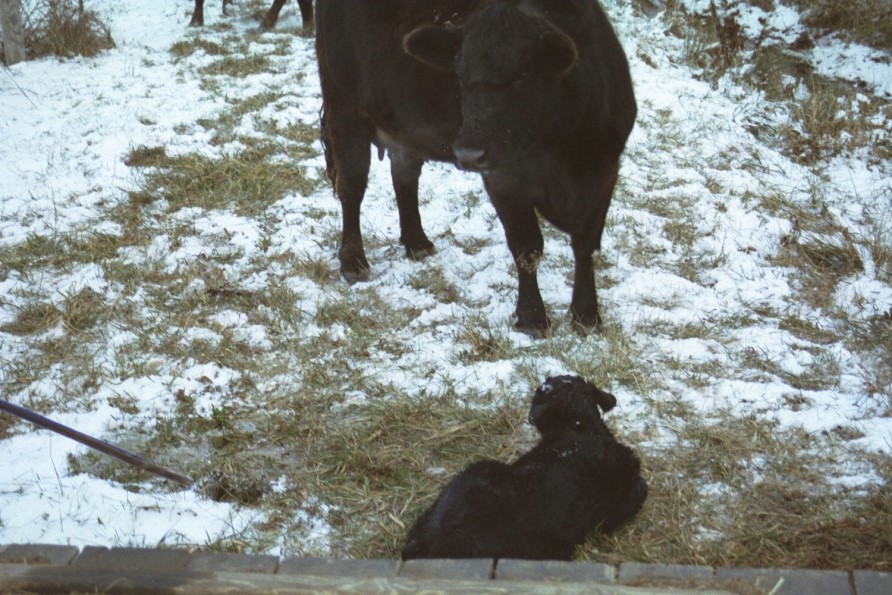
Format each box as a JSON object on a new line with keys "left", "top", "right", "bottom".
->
{"left": 403, "top": 25, "right": 463, "bottom": 72}
{"left": 591, "top": 386, "right": 617, "bottom": 413}
{"left": 535, "top": 30, "right": 578, "bottom": 77}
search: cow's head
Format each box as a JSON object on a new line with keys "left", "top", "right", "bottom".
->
{"left": 404, "top": 3, "right": 578, "bottom": 172}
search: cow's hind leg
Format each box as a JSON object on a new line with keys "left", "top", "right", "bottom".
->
{"left": 260, "top": 0, "right": 286, "bottom": 30}
{"left": 487, "top": 188, "right": 550, "bottom": 337}
{"left": 261, "top": 0, "right": 313, "bottom": 31}
{"left": 297, "top": 0, "right": 314, "bottom": 32}
{"left": 390, "top": 148, "right": 434, "bottom": 261}
{"left": 324, "top": 112, "right": 373, "bottom": 282}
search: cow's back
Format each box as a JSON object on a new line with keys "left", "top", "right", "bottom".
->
{"left": 316, "top": 0, "right": 485, "bottom": 161}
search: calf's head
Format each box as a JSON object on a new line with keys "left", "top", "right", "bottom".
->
{"left": 404, "top": 3, "right": 579, "bottom": 172}
{"left": 528, "top": 375, "right": 617, "bottom": 438}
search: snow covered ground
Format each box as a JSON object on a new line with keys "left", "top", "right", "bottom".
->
{"left": 1, "top": 0, "right": 890, "bottom": 558}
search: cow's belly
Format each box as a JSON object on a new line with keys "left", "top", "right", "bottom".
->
{"left": 374, "top": 124, "right": 457, "bottom": 164}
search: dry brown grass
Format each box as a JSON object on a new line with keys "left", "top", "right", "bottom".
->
{"left": 788, "top": 0, "right": 892, "bottom": 50}
{"left": 584, "top": 416, "right": 892, "bottom": 571}
{"left": 24, "top": 0, "right": 114, "bottom": 59}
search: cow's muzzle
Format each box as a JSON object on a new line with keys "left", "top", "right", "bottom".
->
{"left": 454, "top": 144, "right": 490, "bottom": 172}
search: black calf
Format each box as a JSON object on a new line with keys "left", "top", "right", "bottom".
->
{"left": 401, "top": 375, "right": 647, "bottom": 560}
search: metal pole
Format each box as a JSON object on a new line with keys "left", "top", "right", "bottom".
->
{"left": 0, "top": 398, "right": 193, "bottom": 487}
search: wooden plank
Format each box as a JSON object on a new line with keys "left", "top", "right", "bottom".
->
{"left": 0, "top": 563, "right": 736, "bottom": 594}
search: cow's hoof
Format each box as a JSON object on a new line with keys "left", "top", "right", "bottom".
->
{"left": 338, "top": 245, "right": 369, "bottom": 283}
{"left": 570, "top": 310, "right": 603, "bottom": 335}
{"left": 405, "top": 243, "right": 436, "bottom": 261}
{"left": 340, "top": 266, "right": 370, "bottom": 284}
{"left": 513, "top": 313, "right": 552, "bottom": 339}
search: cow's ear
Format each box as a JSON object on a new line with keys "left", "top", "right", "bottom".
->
{"left": 535, "top": 30, "right": 578, "bottom": 77}
{"left": 403, "top": 25, "right": 463, "bottom": 72}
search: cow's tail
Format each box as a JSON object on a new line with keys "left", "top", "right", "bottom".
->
{"left": 319, "top": 105, "right": 337, "bottom": 195}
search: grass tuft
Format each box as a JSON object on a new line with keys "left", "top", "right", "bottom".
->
{"left": 788, "top": 0, "right": 892, "bottom": 50}
{"left": 585, "top": 415, "right": 892, "bottom": 571}
{"left": 136, "top": 147, "right": 316, "bottom": 215}
{"left": 124, "top": 145, "right": 168, "bottom": 168}
{"left": 25, "top": 0, "right": 115, "bottom": 59}
{"left": 1, "top": 302, "right": 62, "bottom": 336}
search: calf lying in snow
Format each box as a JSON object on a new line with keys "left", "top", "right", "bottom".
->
{"left": 401, "top": 375, "right": 647, "bottom": 560}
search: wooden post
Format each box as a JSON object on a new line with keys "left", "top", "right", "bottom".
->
{"left": 0, "top": 0, "right": 26, "bottom": 66}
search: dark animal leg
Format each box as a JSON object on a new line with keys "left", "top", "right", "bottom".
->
{"left": 488, "top": 193, "right": 550, "bottom": 337}
{"left": 569, "top": 160, "right": 619, "bottom": 333}
{"left": 189, "top": 0, "right": 204, "bottom": 26}
{"left": 191, "top": 0, "right": 234, "bottom": 26}
{"left": 261, "top": 0, "right": 314, "bottom": 32}
{"left": 569, "top": 233, "right": 600, "bottom": 332}
{"left": 326, "top": 115, "right": 373, "bottom": 283}
{"left": 260, "top": 0, "right": 286, "bottom": 30}
{"left": 297, "top": 0, "right": 314, "bottom": 32}
{"left": 390, "top": 149, "right": 435, "bottom": 260}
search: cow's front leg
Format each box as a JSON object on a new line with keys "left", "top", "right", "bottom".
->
{"left": 514, "top": 248, "right": 550, "bottom": 338}
{"left": 569, "top": 234, "right": 601, "bottom": 333}
{"left": 488, "top": 192, "right": 550, "bottom": 337}
{"left": 390, "top": 148, "right": 435, "bottom": 261}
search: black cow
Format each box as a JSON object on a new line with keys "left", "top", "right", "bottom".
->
{"left": 190, "top": 0, "right": 314, "bottom": 31}
{"left": 316, "top": 0, "right": 636, "bottom": 337}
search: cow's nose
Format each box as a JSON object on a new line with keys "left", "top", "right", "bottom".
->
{"left": 454, "top": 146, "right": 489, "bottom": 171}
